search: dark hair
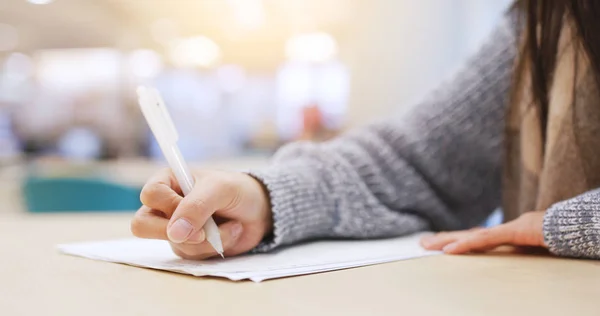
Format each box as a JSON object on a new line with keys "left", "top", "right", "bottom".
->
{"left": 516, "top": 0, "right": 600, "bottom": 136}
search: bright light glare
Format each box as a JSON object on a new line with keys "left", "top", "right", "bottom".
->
{"left": 227, "top": 0, "right": 265, "bottom": 30}
{"left": 0, "top": 23, "right": 18, "bottom": 51}
{"left": 127, "top": 49, "right": 163, "bottom": 79}
{"left": 27, "top": 0, "right": 54, "bottom": 4}
{"left": 36, "top": 49, "right": 120, "bottom": 90}
{"left": 168, "top": 36, "right": 221, "bottom": 68}
{"left": 285, "top": 32, "right": 338, "bottom": 63}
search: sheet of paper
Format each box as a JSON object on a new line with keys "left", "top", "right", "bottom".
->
{"left": 57, "top": 233, "right": 440, "bottom": 282}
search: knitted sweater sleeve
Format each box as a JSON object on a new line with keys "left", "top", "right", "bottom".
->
{"left": 544, "top": 189, "right": 600, "bottom": 259}
{"left": 250, "top": 15, "right": 517, "bottom": 251}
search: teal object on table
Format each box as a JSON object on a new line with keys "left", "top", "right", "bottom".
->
{"left": 23, "top": 177, "right": 142, "bottom": 212}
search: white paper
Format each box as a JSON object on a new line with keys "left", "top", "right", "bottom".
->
{"left": 57, "top": 233, "right": 440, "bottom": 282}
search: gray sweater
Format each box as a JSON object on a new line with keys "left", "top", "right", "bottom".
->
{"left": 251, "top": 15, "right": 600, "bottom": 259}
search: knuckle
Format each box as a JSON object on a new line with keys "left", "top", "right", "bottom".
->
{"left": 185, "top": 197, "right": 209, "bottom": 212}
{"left": 211, "top": 176, "right": 235, "bottom": 193}
{"left": 140, "top": 183, "right": 163, "bottom": 205}
{"left": 478, "top": 229, "right": 491, "bottom": 235}
{"left": 436, "top": 231, "right": 449, "bottom": 238}
{"left": 130, "top": 216, "right": 145, "bottom": 237}
{"left": 169, "top": 194, "right": 182, "bottom": 209}
{"left": 476, "top": 229, "right": 492, "bottom": 238}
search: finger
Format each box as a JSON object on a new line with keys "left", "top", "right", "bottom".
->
{"left": 182, "top": 228, "right": 206, "bottom": 244}
{"left": 140, "top": 168, "right": 183, "bottom": 217}
{"left": 167, "top": 177, "right": 238, "bottom": 244}
{"left": 420, "top": 232, "right": 459, "bottom": 250}
{"left": 170, "top": 221, "right": 244, "bottom": 260}
{"left": 443, "top": 225, "right": 515, "bottom": 254}
{"left": 420, "top": 227, "right": 484, "bottom": 250}
{"left": 130, "top": 206, "right": 170, "bottom": 240}
{"left": 467, "top": 244, "right": 500, "bottom": 253}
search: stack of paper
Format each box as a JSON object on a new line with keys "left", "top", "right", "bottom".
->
{"left": 57, "top": 233, "right": 439, "bottom": 282}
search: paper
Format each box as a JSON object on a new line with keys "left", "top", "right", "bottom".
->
{"left": 57, "top": 233, "right": 440, "bottom": 282}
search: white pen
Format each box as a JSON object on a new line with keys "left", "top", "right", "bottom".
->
{"left": 136, "top": 86, "right": 224, "bottom": 258}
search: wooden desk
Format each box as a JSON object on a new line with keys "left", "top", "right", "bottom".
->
{"left": 2, "top": 213, "right": 600, "bottom": 316}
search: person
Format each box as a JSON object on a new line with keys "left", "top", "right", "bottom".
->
{"left": 130, "top": 0, "right": 600, "bottom": 260}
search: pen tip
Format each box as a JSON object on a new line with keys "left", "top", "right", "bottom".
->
{"left": 219, "top": 253, "right": 225, "bottom": 259}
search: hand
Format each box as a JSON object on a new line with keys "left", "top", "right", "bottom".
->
{"left": 420, "top": 211, "right": 546, "bottom": 254}
{"left": 130, "top": 168, "right": 273, "bottom": 260}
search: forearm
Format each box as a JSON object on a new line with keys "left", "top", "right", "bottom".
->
{"left": 251, "top": 13, "right": 517, "bottom": 251}
{"left": 543, "top": 189, "right": 600, "bottom": 259}
{"left": 251, "top": 144, "right": 434, "bottom": 251}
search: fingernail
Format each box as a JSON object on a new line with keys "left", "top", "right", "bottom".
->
{"left": 443, "top": 243, "right": 458, "bottom": 253}
{"left": 168, "top": 218, "right": 194, "bottom": 243}
{"left": 231, "top": 222, "right": 243, "bottom": 239}
{"left": 187, "top": 229, "right": 205, "bottom": 244}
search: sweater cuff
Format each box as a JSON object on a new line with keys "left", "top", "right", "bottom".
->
{"left": 246, "top": 161, "right": 337, "bottom": 252}
{"left": 543, "top": 200, "right": 600, "bottom": 259}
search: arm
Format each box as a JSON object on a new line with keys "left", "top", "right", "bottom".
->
{"left": 251, "top": 15, "right": 518, "bottom": 251}
{"left": 544, "top": 189, "right": 600, "bottom": 259}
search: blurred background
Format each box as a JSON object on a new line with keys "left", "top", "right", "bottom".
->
{"left": 0, "top": 0, "right": 511, "bottom": 214}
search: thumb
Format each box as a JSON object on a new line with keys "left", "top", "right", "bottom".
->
{"left": 167, "top": 178, "right": 237, "bottom": 244}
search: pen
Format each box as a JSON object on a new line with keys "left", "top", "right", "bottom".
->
{"left": 136, "top": 86, "right": 224, "bottom": 258}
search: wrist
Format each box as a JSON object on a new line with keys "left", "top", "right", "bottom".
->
{"left": 247, "top": 174, "right": 274, "bottom": 236}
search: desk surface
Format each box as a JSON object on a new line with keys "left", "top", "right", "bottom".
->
{"left": 2, "top": 213, "right": 600, "bottom": 316}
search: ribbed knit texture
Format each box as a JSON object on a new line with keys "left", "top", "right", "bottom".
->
{"left": 250, "top": 14, "right": 600, "bottom": 259}
{"left": 544, "top": 190, "right": 600, "bottom": 258}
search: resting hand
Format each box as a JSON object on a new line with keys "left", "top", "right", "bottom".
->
{"left": 420, "top": 211, "right": 545, "bottom": 254}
